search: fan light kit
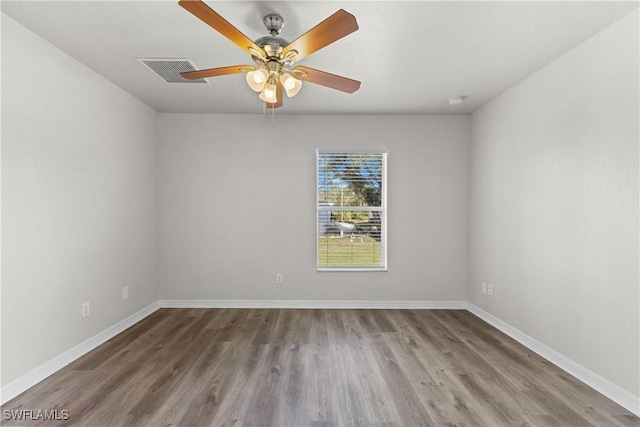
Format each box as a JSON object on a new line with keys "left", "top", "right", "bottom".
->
{"left": 177, "top": 0, "right": 361, "bottom": 108}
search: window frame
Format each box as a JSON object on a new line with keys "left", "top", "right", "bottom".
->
{"left": 316, "top": 149, "right": 388, "bottom": 272}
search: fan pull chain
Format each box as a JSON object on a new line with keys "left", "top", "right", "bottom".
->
{"left": 261, "top": 102, "right": 276, "bottom": 127}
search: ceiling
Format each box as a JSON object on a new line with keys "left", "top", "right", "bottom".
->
{"left": 2, "top": 1, "right": 637, "bottom": 115}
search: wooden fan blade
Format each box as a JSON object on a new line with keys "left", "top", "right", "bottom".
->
{"left": 282, "top": 9, "right": 358, "bottom": 62}
{"left": 292, "top": 66, "right": 361, "bottom": 93}
{"left": 267, "top": 81, "right": 283, "bottom": 109}
{"left": 179, "top": 0, "right": 263, "bottom": 57}
{"left": 181, "top": 65, "right": 252, "bottom": 80}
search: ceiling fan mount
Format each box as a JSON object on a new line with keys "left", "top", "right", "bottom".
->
{"left": 177, "top": 0, "right": 361, "bottom": 109}
{"left": 254, "top": 13, "right": 289, "bottom": 60}
{"left": 262, "top": 13, "right": 285, "bottom": 36}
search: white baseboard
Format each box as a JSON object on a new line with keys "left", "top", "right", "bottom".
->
{"left": 0, "top": 301, "right": 160, "bottom": 406}
{"left": 158, "top": 299, "right": 467, "bottom": 309}
{"left": 466, "top": 303, "right": 639, "bottom": 416}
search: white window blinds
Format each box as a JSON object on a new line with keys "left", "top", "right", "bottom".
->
{"left": 317, "top": 150, "right": 387, "bottom": 271}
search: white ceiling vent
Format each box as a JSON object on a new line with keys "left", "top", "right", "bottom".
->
{"left": 137, "top": 58, "right": 209, "bottom": 84}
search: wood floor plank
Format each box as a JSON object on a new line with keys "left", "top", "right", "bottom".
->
{"left": 123, "top": 312, "right": 222, "bottom": 425}
{"left": 388, "top": 310, "right": 545, "bottom": 424}
{"left": 143, "top": 340, "right": 229, "bottom": 426}
{"left": 240, "top": 343, "right": 284, "bottom": 426}
{"left": 369, "top": 340, "right": 436, "bottom": 426}
{"left": 65, "top": 308, "right": 173, "bottom": 371}
{"left": 440, "top": 310, "right": 624, "bottom": 426}
{"left": 341, "top": 309, "right": 385, "bottom": 343}
{"left": 420, "top": 310, "right": 542, "bottom": 424}
{"left": 245, "top": 308, "right": 280, "bottom": 345}
{"left": 205, "top": 342, "right": 267, "bottom": 426}
{"left": 308, "top": 310, "right": 330, "bottom": 345}
{"left": 369, "top": 309, "right": 398, "bottom": 333}
{"left": 2, "top": 308, "right": 637, "bottom": 427}
{"left": 336, "top": 342, "right": 401, "bottom": 426}
{"left": 274, "top": 342, "right": 306, "bottom": 426}
{"left": 63, "top": 310, "right": 205, "bottom": 425}
{"left": 324, "top": 309, "right": 350, "bottom": 345}
{"left": 298, "top": 342, "right": 339, "bottom": 426}
{"left": 206, "top": 308, "right": 251, "bottom": 342}
{"left": 382, "top": 330, "right": 486, "bottom": 426}
{"left": 183, "top": 339, "right": 258, "bottom": 426}
{"left": 267, "top": 309, "right": 301, "bottom": 344}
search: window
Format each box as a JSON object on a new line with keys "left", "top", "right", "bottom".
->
{"left": 316, "top": 150, "right": 387, "bottom": 271}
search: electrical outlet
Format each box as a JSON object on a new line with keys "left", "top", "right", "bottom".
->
{"left": 487, "top": 284, "right": 494, "bottom": 297}
{"left": 482, "top": 282, "right": 487, "bottom": 294}
{"left": 276, "top": 273, "right": 283, "bottom": 284}
{"left": 122, "top": 286, "right": 129, "bottom": 300}
{"left": 82, "top": 302, "right": 90, "bottom": 317}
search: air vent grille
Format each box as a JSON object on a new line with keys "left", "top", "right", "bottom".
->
{"left": 137, "top": 58, "right": 209, "bottom": 84}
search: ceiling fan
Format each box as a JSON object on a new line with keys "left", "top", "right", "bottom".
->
{"left": 178, "top": 0, "right": 361, "bottom": 108}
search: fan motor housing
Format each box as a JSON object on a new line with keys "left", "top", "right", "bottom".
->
{"left": 254, "top": 36, "right": 289, "bottom": 58}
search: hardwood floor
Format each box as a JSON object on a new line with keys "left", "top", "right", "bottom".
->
{"left": 2, "top": 309, "right": 638, "bottom": 426}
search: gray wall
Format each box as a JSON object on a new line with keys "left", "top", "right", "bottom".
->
{"left": 158, "top": 114, "right": 470, "bottom": 301}
{"left": 468, "top": 10, "right": 639, "bottom": 396}
{"left": 1, "top": 14, "right": 159, "bottom": 385}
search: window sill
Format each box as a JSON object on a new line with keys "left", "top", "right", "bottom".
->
{"left": 317, "top": 267, "right": 388, "bottom": 272}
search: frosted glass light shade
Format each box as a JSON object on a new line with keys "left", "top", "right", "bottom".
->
{"left": 246, "top": 68, "right": 269, "bottom": 92}
{"left": 281, "top": 73, "right": 302, "bottom": 97}
{"left": 259, "top": 82, "right": 277, "bottom": 103}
